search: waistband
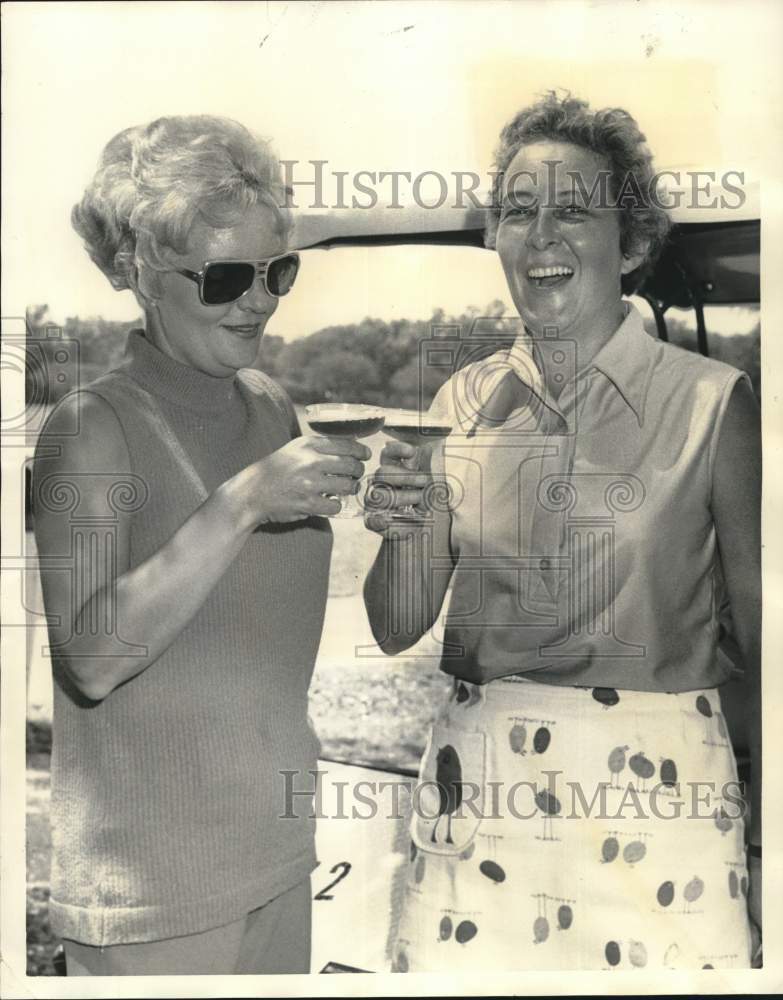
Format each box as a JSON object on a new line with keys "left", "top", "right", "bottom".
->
{"left": 452, "top": 674, "right": 722, "bottom": 719}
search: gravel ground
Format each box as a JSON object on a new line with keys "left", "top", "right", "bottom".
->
{"left": 310, "top": 513, "right": 451, "bottom": 771}
{"left": 311, "top": 653, "right": 450, "bottom": 773}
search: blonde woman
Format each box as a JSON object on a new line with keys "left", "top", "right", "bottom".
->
{"left": 34, "top": 116, "right": 369, "bottom": 975}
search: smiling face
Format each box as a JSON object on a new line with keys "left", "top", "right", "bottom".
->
{"left": 147, "top": 203, "right": 287, "bottom": 377}
{"left": 496, "top": 141, "right": 644, "bottom": 344}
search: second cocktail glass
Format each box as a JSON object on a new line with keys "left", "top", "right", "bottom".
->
{"left": 378, "top": 408, "right": 453, "bottom": 523}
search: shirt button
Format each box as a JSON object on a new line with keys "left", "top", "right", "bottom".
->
{"left": 539, "top": 558, "right": 551, "bottom": 570}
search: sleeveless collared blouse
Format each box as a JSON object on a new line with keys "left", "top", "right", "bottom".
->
{"left": 431, "top": 304, "right": 749, "bottom": 691}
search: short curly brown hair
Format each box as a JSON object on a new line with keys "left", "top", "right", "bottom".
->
{"left": 486, "top": 92, "right": 672, "bottom": 283}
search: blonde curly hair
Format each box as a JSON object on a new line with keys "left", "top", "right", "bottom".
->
{"left": 72, "top": 115, "right": 291, "bottom": 303}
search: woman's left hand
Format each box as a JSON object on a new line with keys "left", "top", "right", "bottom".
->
{"left": 748, "top": 855, "right": 762, "bottom": 966}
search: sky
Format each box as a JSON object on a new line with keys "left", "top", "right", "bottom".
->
{"left": 2, "top": 1, "right": 780, "bottom": 340}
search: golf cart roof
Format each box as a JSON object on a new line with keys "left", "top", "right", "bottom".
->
{"left": 291, "top": 172, "right": 760, "bottom": 313}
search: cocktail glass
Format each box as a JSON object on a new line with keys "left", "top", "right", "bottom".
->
{"left": 376, "top": 408, "right": 453, "bottom": 523}
{"left": 304, "top": 403, "right": 386, "bottom": 518}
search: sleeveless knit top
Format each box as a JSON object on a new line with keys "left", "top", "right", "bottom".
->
{"left": 432, "top": 304, "right": 749, "bottom": 691}
{"left": 44, "top": 330, "right": 333, "bottom": 945}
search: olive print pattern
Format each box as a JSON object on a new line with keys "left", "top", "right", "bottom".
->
{"left": 479, "top": 860, "right": 505, "bottom": 884}
{"left": 509, "top": 723, "right": 527, "bottom": 755}
{"left": 592, "top": 687, "right": 620, "bottom": 707}
{"left": 601, "top": 832, "right": 650, "bottom": 866}
{"left": 601, "top": 836, "right": 619, "bottom": 863}
{"left": 393, "top": 950, "right": 409, "bottom": 973}
{"left": 683, "top": 876, "right": 705, "bottom": 909}
{"left": 622, "top": 840, "right": 646, "bottom": 864}
{"left": 660, "top": 759, "right": 678, "bottom": 787}
{"left": 714, "top": 807, "right": 733, "bottom": 834}
{"left": 696, "top": 695, "right": 731, "bottom": 748}
{"left": 533, "top": 727, "right": 551, "bottom": 754}
{"left": 557, "top": 904, "right": 573, "bottom": 930}
{"left": 607, "top": 746, "right": 628, "bottom": 788}
{"left": 628, "top": 752, "right": 655, "bottom": 791}
{"left": 528, "top": 893, "right": 576, "bottom": 945}
{"left": 533, "top": 915, "right": 549, "bottom": 943}
{"left": 431, "top": 744, "right": 463, "bottom": 845}
{"left": 455, "top": 920, "right": 477, "bottom": 944}
{"left": 535, "top": 787, "right": 562, "bottom": 841}
{"left": 628, "top": 940, "right": 648, "bottom": 968}
{"left": 392, "top": 679, "right": 752, "bottom": 971}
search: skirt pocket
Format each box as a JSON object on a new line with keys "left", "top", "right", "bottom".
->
{"left": 411, "top": 723, "right": 487, "bottom": 857}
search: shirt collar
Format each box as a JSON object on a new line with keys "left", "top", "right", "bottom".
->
{"left": 455, "top": 301, "right": 657, "bottom": 434}
{"left": 507, "top": 301, "right": 657, "bottom": 428}
{"left": 587, "top": 302, "right": 657, "bottom": 427}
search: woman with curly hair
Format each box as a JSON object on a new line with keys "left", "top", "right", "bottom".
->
{"left": 33, "top": 115, "right": 370, "bottom": 975}
{"left": 365, "top": 93, "right": 760, "bottom": 970}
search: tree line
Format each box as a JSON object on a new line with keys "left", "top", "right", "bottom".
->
{"left": 25, "top": 301, "right": 761, "bottom": 411}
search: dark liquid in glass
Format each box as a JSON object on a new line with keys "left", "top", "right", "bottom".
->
{"left": 308, "top": 416, "right": 385, "bottom": 438}
{"left": 384, "top": 423, "right": 452, "bottom": 446}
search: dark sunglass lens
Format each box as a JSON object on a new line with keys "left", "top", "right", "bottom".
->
{"left": 266, "top": 255, "right": 299, "bottom": 296}
{"left": 202, "top": 262, "right": 256, "bottom": 304}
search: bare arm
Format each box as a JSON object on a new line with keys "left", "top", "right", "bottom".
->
{"left": 34, "top": 391, "right": 367, "bottom": 701}
{"left": 363, "top": 440, "right": 456, "bottom": 654}
{"left": 710, "top": 377, "right": 761, "bottom": 939}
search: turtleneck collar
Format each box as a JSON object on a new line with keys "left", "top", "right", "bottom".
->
{"left": 123, "top": 329, "right": 241, "bottom": 414}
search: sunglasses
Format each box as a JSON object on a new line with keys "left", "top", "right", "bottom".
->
{"left": 175, "top": 252, "right": 300, "bottom": 305}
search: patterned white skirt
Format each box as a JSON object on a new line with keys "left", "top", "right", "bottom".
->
{"left": 392, "top": 676, "right": 752, "bottom": 971}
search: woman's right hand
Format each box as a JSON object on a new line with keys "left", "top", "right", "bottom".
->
{"left": 364, "top": 440, "right": 433, "bottom": 535}
{"left": 362, "top": 438, "right": 455, "bottom": 652}
{"left": 229, "top": 435, "right": 371, "bottom": 526}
